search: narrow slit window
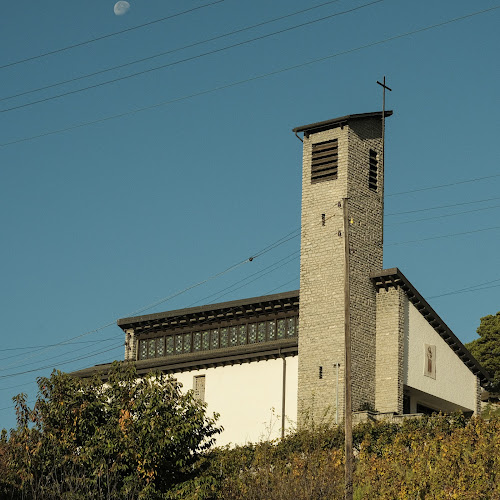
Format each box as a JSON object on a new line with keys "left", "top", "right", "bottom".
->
{"left": 193, "top": 375, "right": 206, "bottom": 403}
{"left": 369, "top": 149, "right": 378, "bottom": 191}
{"left": 311, "top": 139, "right": 338, "bottom": 183}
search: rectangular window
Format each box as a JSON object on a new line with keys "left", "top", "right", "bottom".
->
{"left": 369, "top": 149, "right": 378, "bottom": 191}
{"left": 238, "top": 324, "right": 247, "bottom": 345}
{"left": 165, "top": 336, "right": 174, "bottom": 355}
{"left": 174, "top": 335, "right": 183, "bottom": 354}
{"left": 257, "top": 322, "right": 266, "bottom": 342}
{"left": 229, "top": 326, "right": 238, "bottom": 346}
{"left": 210, "top": 329, "right": 219, "bottom": 349}
{"left": 193, "top": 332, "right": 202, "bottom": 351}
{"left": 156, "top": 337, "right": 165, "bottom": 357}
{"left": 193, "top": 375, "right": 206, "bottom": 403}
{"left": 139, "top": 339, "right": 148, "bottom": 360}
{"left": 311, "top": 139, "right": 338, "bottom": 183}
{"left": 277, "top": 319, "right": 286, "bottom": 339}
{"left": 202, "top": 331, "right": 210, "bottom": 351}
{"left": 248, "top": 323, "right": 257, "bottom": 343}
{"left": 148, "top": 338, "right": 156, "bottom": 358}
{"left": 220, "top": 327, "right": 229, "bottom": 348}
{"left": 183, "top": 333, "right": 191, "bottom": 353}
{"left": 268, "top": 320, "right": 276, "bottom": 341}
{"left": 286, "top": 317, "right": 296, "bottom": 338}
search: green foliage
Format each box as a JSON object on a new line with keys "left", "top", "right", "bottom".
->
{"left": 466, "top": 311, "right": 500, "bottom": 391}
{"left": 160, "top": 414, "right": 499, "bottom": 500}
{"left": 2, "top": 360, "right": 499, "bottom": 499}
{"left": 2, "top": 362, "right": 220, "bottom": 499}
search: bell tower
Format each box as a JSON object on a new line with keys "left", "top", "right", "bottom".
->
{"left": 293, "top": 111, "right": 391, "bottom": 425}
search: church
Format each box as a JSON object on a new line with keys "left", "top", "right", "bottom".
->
{"left": 74, "top": 111, "right": 490, "bottom": 446}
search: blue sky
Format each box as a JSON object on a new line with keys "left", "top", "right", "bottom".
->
{"left": 1, "top": 0, "right": 499, "bottom": 430}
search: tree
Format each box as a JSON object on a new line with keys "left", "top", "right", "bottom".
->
{"left": 466, "top": 311, "right": 500, "bottom": 392}
{"left": 4, "top": 362, "right": 220, "bottom": 499}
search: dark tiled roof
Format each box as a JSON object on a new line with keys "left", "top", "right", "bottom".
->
{"left": 292, "top": 110, "right": 393, "bottom": 135}
{"left": 117, "top": 290, "right": 299, "bottom": 333}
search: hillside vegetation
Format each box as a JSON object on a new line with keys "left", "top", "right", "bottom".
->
{"left": 3, "top": 408, "right": 500, "bottom": 499}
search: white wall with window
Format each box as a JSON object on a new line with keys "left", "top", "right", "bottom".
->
{"left": 404, "top": 301, "right": 478, "bottom": 412}
{"left": 173, "top": 356, "right": 298, "bottom": 447}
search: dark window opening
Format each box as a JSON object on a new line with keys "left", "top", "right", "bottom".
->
{"left": 369, "top": 149, "right": 378, "bottom": 191}
{"left": 311, "top": 139, "right": 338, "bottom": 183}
{"left": 403, "top": 394, "right": 411, "bottom": 414}
{"left": 319, "top": 366, "right": 323, "bottom": 379}
{"left": 416, "top": 403, "right": 437, "bottom": 415}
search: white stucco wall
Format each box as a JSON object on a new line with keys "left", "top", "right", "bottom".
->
{"left": 173, "top": 356, "right": 298, "bottom": 446}
{"left": 404, "top": 301, "right": 477, "bottom": 411}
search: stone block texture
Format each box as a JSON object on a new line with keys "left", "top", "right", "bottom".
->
{"left": 375, "top": 287, "right": 407, "bottom": 413}
{"left": 297, "top": 116, "right": 384, "bottom": 426}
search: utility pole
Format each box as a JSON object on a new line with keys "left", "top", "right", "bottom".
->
{"left": 376, "top": 76, "right": 392, "bottom": 244}
{"left": 343, "top": 197, "right": 353, "bottom": 500}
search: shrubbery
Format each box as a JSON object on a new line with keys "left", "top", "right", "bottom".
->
{"left": 174, "top": 414, "right": 500, "bottom": 499}
{"left": 2, "top": 364, "right": 499, "bottom": 499}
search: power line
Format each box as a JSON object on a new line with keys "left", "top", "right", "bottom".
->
{"left": 2, "top": 4, "right": 498, "bottom": 148}
{"left": 429, "top": 277, "right": 500, "bottom": 299}
{"left": 2, "top": 225, "right": 301, "bottom": 370}
{"left": 386, "top": 225, "right": 500, "bottom": 246}
{"left": 385, "top": 203, "right": 500, "bottom": 226}
{"left": 0, "top": 0, "right": 345, "bottom": 103}
{"left": 188, "top": 250, "right": 300, "bottom": 307}
{"left": 0, "top": 337, "right": 118, "bottom": 354}
{"left": 0, "top": 351, "right": 129, "bottom": 397}
{"left": 3, "top": 250, "right": 300, "bottom": 372}
{"left": 0, "top": 337, "right": 119, "bottom": 372}
{"left": 0, "top": 1, "right": 225, "bottom": 70}
{"left": 385, "top": 196, "right": 500, "bottom": 216}
{"left": 264, "top": 277, "right": 300, "bottom": 295}
{"left": 387, "top": 173, "right": 500, "bottom": 196}
{"left": 0, "top": 337, "right": 119, "bottom": 363}
{"left": 0, "top": 0, "right": 384, "bottom": 114}
{"left": 0, "top": 343, "right": 124, "bottom": 380}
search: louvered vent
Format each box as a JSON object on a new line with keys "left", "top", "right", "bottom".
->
{"left": 311, "top": 139, "right": 338, "bottom": 183}
{"left": 369, "top": 149, "right": 378, "bottom": 191}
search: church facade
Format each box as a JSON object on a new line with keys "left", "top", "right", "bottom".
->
{"left": 74, "top": 111, "right": 489, "bottom": 446}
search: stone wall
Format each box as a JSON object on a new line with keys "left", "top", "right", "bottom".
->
{"left": 375, "top": 287, "right": 406, "bottom": 413}
{"left": 297, "top": 116, "right": 385, "bottom": 425}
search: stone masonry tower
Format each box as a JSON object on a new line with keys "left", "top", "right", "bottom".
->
{"left": 293, "top": 111, "right": 392, "bottom": 425}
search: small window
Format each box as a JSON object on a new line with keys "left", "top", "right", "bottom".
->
{"left": 210, "top": 329, "right": 219, "bottom": 349}
{"left": 166, "top": 336, "right": 174, "bottom": 355}
{"left": 248, "top": 323, "right": 257, "bottom": 343}
{"left": 220, "top": 328, "right": 229, "bottom": 348}
{"left": 202, "top": 331, "right": 210, "bottom": 350}
{"left": 257, "top": 322, "right": 266, "bottom": 342}
{"left": 229, "top": 326, "right": 238, "bottom": 346}
{"left": 183, "top": 333, "right": 191, "bottom": 353}
{"left": 277, "top": 319, "right": 286, "bottom": 339}
{"left": 369, "top": 149, "right": 378, "bottom": 191}
{"left": 193, "top": 375, "right": 206, "bottom": 403}
{"left": 268, "top": 320, "right": 276, "bottom": 341}
{"left": 193, "top": 332, "right": 202, "bottom": 351}
{"left": 156, "top": 337, "right": 165, "bottom": 357}
{"left": 311, "top": 139, "right": 338, "bottom": 183}
{"left": 174, "top": 335, "right": 183, "bottom": 354}
{"left": 238, "top": 324, "right": 247, "bottom": 345}
{"left": 139, "top": 339, "right": 148, "bottom": 360}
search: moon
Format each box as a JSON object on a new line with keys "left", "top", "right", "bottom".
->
{"left": 114, "top": 1, "right": 130, "bottom": 16}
